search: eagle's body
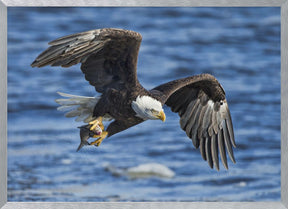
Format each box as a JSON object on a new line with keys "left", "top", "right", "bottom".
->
{"left": 93, "top": 85, "right": 146, "bottom": 136}
{"left": 31, "top": 28, "right": 236, "bottom": 171}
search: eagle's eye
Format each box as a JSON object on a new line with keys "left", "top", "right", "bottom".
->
{"left": 150, "top": 109, "right": 158, "bottom": 114}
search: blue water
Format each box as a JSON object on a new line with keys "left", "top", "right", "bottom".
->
{"left": 7, "top": 7, "right": 281, "bottom": 201}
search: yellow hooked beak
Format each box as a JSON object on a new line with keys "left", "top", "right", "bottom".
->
{"left": 156, "top": 110, "right": 166, "bottom": 122}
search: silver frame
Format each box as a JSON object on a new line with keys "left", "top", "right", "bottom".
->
{"left": 1, "top": 1, "right": 287, "bottom": 208}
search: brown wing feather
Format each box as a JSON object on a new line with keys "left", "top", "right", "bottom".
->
{"left": 31, "top": 28, "right": 142, "bottom": 93}
{"left": 152, "top": 73, "right": 236, "bottom": 171}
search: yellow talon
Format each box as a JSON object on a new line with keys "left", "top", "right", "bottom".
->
{"left": 89, "top": 117, "right": 104, "bottom": 131}
{"left": 99, "top": 123, "right": 104, "bottom": 130}
{"left": 90, "top": 131, "right": 108, "bottom": 147}
{"left": 92, "top": 133, "right": 102, "bottom": 138}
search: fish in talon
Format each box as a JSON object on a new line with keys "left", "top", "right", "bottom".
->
{"left": 77, "top": 125, "right": 91, "bottom": 152}
{"left": 92, "top": 124, "right": 103, "bottom": 136}
{"left": 77, "top": 124, "right": 103, "bottom": 151}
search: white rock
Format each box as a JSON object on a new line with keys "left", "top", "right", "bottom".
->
{"left": 126, "top": 163, "right": 175, "bottom": 178}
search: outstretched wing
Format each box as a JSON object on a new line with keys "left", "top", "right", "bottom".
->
{"left": 31, "top": 28, "right": 142, "bottom": 93}
{"left": 152, "top": 74, "right": 236, "bottom": 170}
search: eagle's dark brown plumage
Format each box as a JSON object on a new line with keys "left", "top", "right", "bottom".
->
{"left": 31, "top": 28, "right": 236, "bottom": 171}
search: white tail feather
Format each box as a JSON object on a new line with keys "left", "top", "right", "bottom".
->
{"left": 55, "top": 92, "right": 100, "bottom": 123}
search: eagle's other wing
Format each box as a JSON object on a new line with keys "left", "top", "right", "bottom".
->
{"left": 31, "top": 28, "right": 142, "bottom": 93}
{"left": 152, "top": 74, "right": 236, "bottom": 170}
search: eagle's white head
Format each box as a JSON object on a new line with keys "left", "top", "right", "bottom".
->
{"left": 131, "top": 95, "right": 166, "bottom": 121}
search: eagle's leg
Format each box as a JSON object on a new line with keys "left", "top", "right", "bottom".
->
{"left": 89, "top": 117, "right": 104, "bottom": 131}
{"left": 90, "top": 131, "right": 108, "bottom": 147}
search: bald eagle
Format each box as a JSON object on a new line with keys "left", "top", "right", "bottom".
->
{"left": 31, "top": 28, "right": 236, "bottom": 171}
